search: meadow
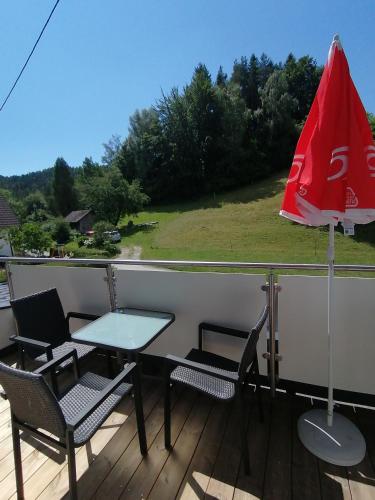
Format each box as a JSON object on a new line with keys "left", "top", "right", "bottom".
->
{"left": 117, "top": 171, "right": 375, "bottom": 275}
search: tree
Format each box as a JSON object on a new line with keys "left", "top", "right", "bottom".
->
{"left": 368, "top": 113, "right": 375, "bottom": 140}
{"left": 102, "top": 134, "right": 122, "bottom": 166}
{"left": 216, "top": 66, "right": 227, "bottom": 87}
{"left": 81, "top": 157, "right": 101, "bottom": 178}
{"left": 260, "top": 70, "right": 298, "bottom": 170}
{"left": 51, "top": 218, "right": 71, "bottom": 244}
{"left": 9, "top": 223, "right": 51, "bottom": 256}
{"left": 52, "top": 158, "right": 77, "bottom": 216}
{"left": 284, "top": 54, "right": 322, "bottom": 121}
{"left": 23, "top": 191, "right": 50, "bottom": 222}
{"left": 80, "top": 166, "right": 149, "bottom": 225}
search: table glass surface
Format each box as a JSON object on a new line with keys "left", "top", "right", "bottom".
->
{"left": 71, "top": 308, "right": 174, "bottom": 351}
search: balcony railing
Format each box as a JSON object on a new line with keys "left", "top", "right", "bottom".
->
{"left": 1, "top": 256, "right": 375, "bottom": 406}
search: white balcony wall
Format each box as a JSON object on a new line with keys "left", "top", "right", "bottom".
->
{"left": 278, "top": 275, "right": 375, "bottom": 396}
{"left": 114, "top": 269, "right": 268, "bottom": 374}
{"left": 5, "top": 264, "right": 375, "bottom": 396}
{"left": 0, "top": 307, "right": 16, "bottom": 349}
{"left": 9, "top": 264, "right": 111, "bottom": 332}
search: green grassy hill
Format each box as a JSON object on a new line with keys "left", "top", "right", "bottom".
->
{"left": 119, "top": 171, "right": 375, "bottom": 271}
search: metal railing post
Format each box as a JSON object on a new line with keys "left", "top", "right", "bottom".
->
{"left": 262, "top": 271, "right": 282, "bottom": 398}
{"left": 5, "top": 262, "right": 14, "bottom": 300}
{"left": 268, "top": 272, "right": 276, "bottom": 397}
{"left": 105, "top": 264, "right": 117, "bottom": 311}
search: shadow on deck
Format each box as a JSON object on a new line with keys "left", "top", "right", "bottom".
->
{"left": 0, "top": 351, "right": 374, "bottom": 500}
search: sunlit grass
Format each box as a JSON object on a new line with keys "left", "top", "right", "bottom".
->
{"left": 118, "top": 171, "right": 375, "bottom": 276}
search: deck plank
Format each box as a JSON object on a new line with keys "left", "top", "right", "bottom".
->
{"left": 91, "top": 385, "right": 182, "bottom": 500}
{"left": 341, "top": 406, "right": 375, "bottom": 500}
{"left": 177, "top": 400, "right": 231, "bottom": 499}
{"left": 148, "top": 393, "right": 212, "bottom": 500}
{"left": 262, "top": 393, "right": 292, "bottom": 500}
{"left": 122, "top": 388, "right": 198, "bottom": 500}
{"left": 0, "top": 354, "right": 374, "bottom": 500}
{"left": 36, "top": 386, "right": 161, "bottom": 500}
{"left": 72, "top": 382, "right": 160, "bottom": 500}
{"left": 291, "top": 397, "right": 321, "bottom": 500}
{"left": 233, "top": 390, "right": 271, "bottom": 500}
{"left": 356, "top": 407, "right": 375, "bottom": 471}
{"left": 204, "top": 402, "right": 243, "bottom": 500}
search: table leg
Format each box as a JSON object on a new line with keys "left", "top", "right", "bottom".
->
{"left": 132, "top": 358, "right": 147, "bottom": 454}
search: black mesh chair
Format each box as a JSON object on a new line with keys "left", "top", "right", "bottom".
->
{"left": 0, "top": 349, "right": 147, "bottom": 500}
{"left": 10, "top": 288, "right": 99, "bottom": 375}
{"left": 164, "top": 305, "right": 268, "bottom": 475}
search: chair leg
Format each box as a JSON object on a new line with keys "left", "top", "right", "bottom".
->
{"left": 66, "top": 431, "right": 77, "bottom": 500}
{"left": 17, "top": 346, "right": 25, "bottom": 370}
{"left": 133, "top": 363, "right": 147, "bottom": 455}
{"left": 237, "top": 392, "right": 250, "bottom": 475}
{"left": 254, "top": 356, "right": 264, "bottom": 423}
{"left": 164, "top": 364, "right": 172, "bottom": 449}
{"left": 11, "top": 418, "right": 24, "bottom": 500}
{"left": 106, "top": 351, "right": 113, "bottom": 378}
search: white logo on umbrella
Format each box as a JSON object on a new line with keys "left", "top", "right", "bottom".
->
{"left": 365, "top": 145, "right": 375, "bottom": 177}
{"left": 287, "top": 154, "right": 305, "bottom": 183}
{"left": 346, "top": 187, "right": 358, "bottom": 208}
{"left": 328, "top": 146, "right": 349, "bottom": 181}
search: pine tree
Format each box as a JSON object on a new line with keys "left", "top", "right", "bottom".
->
{"left": 52, "top": 157, "right": 77, "bottom": 216}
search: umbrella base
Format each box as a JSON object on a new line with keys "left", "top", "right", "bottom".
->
{"left": 298, "top": 409, "right": 366, "bottom": 466}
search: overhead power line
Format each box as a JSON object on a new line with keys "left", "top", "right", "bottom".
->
{"left": 0, "top": 0, "right": 62, "bottom": 112}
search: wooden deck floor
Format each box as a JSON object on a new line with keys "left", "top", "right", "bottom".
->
{"left": 0, "top": 354, "right": 374, "bottom": 500}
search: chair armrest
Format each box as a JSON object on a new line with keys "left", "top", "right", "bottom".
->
{"left": 198, "top": 322, "right": 249, "bottom": 350}
{"left": 66, "top": 362, "right": 136, "bottom": 431}
{"left": 66, "top": 311, "right": 100, "bottom": 323}
{"left": 165, "top": 354, "right": 239, "bottom": 383}
{"left": 10, "top": 335, "right": 53, "bottom": 359}
{"left": 34, "top": 349, "right": 78, "bottom": 375}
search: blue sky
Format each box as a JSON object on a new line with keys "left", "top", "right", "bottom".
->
{"left": 0, "top": 0, "right": 374, "bottom": 176}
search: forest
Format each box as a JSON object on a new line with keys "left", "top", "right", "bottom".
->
{"left": 1, "top": 51, "right": 374, "bottom": 251}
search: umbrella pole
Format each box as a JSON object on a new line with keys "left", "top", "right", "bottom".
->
{"left": 327, "top": 223, "right": 335, "bottom": 427}
{"left": 297, "top": 222, "right": 366, "bottom": 466}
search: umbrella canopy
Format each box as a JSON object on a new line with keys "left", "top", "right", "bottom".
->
{"left": 280, "top": 35, "right": 375, "bottom": 228}
{"left": 279, "top": 35, "right": 373, "bottom": 466}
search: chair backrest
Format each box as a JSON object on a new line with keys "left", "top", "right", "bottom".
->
{"left": 0, "top": 362, "right": 66, "bottom": 437}
{"left": 11, "top": 288, "right": 70, "bottom": 349}
{"left": 237, "top": 305, "right": 269, "bottom": 382}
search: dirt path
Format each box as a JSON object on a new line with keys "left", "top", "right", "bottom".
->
{"left": 114, "top": 245, "right": 171, "bottom": 271}
{"left": 117, "top": 246, "right": 142, "bottom": 260}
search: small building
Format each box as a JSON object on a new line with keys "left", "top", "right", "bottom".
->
{"left": 65, "top": 209, "right": 94, "bottom": 234}
{"left": 0, "top": 196, "right": 19, "bottom": 256}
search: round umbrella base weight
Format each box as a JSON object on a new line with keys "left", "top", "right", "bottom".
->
{"left": 298, "top": 409, "right": 366, "bottom": 466}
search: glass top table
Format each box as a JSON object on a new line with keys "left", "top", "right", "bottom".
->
{"left": 71, "top": 307, "right": 175, "bottom": 353}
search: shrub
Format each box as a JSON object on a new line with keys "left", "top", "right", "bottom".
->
{"left": 103, "top": 241, "right": 121, "bottom": 257}
{"left": 93, "top": 221, "right": 115, "bottom": 247}
{"left": 9, "top": 223, "right": 52, "bottom": 256}
{"left": 51, "top": 218, "right": 71, "bottom": 244}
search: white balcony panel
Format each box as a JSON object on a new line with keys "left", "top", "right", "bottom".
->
{"left": 9, "top": 265, "right": 111, "bottom": 331}
{"left": 115, "top": 269, "right": 268, "bottom": 374}
{"left": 0, "top": 307, "right": 16, "bottom": 349}
{"left": 278, "top": 275, "right": 375, "bottom": 395}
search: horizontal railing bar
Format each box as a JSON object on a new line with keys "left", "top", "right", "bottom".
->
{"left": 1, "top": 256, "right": 375, "bottom": 272}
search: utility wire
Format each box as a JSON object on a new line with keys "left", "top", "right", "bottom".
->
{"left": 0, "top": 0, "right": 62, "bottom": 112}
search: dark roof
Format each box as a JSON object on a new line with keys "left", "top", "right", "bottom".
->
{"left": 0, "top": 196, "right": 19, "bottom": 228}
{"left": 65, "top": 209, "right": 92, "bottom": 223}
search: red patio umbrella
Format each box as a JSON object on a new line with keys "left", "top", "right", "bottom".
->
{"left": 280, "top": 35, "right": 374, "bottom": 466}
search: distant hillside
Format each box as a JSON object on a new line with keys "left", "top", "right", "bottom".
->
{"left": 0, "top": 168, "right": 54, "bottom": 197}
{"left": 0, "top": 166, "right": 81, "bottom": 198}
